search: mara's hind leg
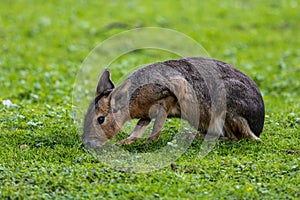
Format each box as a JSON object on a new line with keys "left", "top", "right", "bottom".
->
{"left": 225, "top": 116, "right": 260, "bottom": 141}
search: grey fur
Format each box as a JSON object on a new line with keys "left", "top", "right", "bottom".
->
{"left": 82, "top": 57, "right": 265, "bottom": 148}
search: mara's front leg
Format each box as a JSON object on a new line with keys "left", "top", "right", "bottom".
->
{"left": 115, "top": 118, "right": 151, "bottom": 146}
{"left": 145, "top": 104, "right": 169, "bottom": 143}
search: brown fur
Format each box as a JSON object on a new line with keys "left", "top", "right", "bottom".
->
{"left": 82, "top": 57, "right": 265, "bottom": 148}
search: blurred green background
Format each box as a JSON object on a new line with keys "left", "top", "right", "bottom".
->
{"left": 0, "top": 0, "right": 299, "bottom": 199}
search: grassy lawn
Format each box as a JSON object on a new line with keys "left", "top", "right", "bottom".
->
{"left": 1, "top": 0, "right": 299, "bottom": 199}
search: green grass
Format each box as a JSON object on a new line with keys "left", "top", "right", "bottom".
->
{"left": 1, "top": 0, "right": 300, "bottom": 199}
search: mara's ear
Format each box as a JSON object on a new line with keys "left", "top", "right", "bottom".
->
{"left": 110, "top": 80, "right": 131, "bottom": 113}
{"left": 96, "top": 70, "right": 115, "bottom": 96}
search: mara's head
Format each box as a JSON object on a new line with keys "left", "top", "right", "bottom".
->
{"left": 82, "top": 70, "right": 131, "bottom": 148}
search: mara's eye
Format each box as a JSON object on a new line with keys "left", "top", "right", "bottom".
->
{"left": 97, "top": 116, "right": 105, "bottom": 124}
